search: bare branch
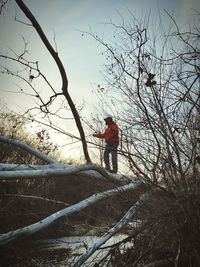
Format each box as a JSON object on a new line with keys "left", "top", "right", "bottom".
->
{"left": 1, "top": 193, "right": 69, "bottom": 207}
{"left": 0, "top": 135, "right": 57, "bottom": 164}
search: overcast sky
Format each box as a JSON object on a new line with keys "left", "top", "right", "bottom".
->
{"left": 0, "top": 0, "right": 199, "bottom": 159}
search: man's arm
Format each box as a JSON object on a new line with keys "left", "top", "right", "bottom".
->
{"left": 93, "top": 133, "right": 104, "bottom": 139}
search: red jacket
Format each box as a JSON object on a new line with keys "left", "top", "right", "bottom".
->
{"left": 96, "top": 122, "right": 119, "bottom": 144}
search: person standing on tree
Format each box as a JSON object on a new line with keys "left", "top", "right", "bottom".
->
{"left": 93, "top": 117, "right": 119, "bottom": 173}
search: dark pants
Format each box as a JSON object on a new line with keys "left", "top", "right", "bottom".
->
{"left": 103, "top": 142, "right": 118, "bottom": 172}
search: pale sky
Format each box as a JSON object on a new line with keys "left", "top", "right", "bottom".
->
{"left": 1, "top": 0, "right": 199, "bottom": 107}
{"left": 0, "top": 0, "right": 199, "bottom": 160}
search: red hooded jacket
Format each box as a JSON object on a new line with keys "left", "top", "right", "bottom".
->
{"left": 95, "top": 121, "right": 119, "bottom": 144}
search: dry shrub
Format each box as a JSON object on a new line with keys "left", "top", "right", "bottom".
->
{"left": 108, "top": 172, "right": 200, "bottom": 267}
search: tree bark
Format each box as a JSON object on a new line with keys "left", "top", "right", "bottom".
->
{"left": 0, "top": 163, "right": 123, "bottom": 184}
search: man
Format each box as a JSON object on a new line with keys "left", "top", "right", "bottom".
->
{"left": 93, "top": 117, "right": 119, "bottom": 173}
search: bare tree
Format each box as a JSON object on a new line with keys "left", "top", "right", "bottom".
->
{"left": 84, "top": 10, "right": 200, "bottom": 266}
{"left": 0, "top": 0, "right": 91, "bottom": 162}
{"left": 87, "top": 11, "right": 200, "bottom": 183}
{"left": 0, "top": 1, "right": 200, "bottom": 266}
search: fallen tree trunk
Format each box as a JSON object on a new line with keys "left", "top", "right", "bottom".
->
{"left": 72, "top": 192, "right": 148, "bottom": 267}
{"left": 0, "top": 163, "right": 131, "bottom": 185}
{"left": 0, "top": 180, "right": 145, "bottom": 246}
{"left": 0, "top": 163, "right": 129, "bottom": 184}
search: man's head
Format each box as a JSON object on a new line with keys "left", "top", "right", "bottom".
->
{"left": 104, "top": 116, "right": 113, "bottom": 125}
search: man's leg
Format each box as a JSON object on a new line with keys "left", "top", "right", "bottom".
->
{"left": 103, "top": 144, "right": 111, "bottom": 171}
{"left": 111, "top": 143, "right": 118, "bottom": 173}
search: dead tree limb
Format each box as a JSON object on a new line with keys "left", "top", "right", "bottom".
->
{"left": 72, "top": 192, "right": 148, "bottom": 267}
{"left": 1, "top": 193, "right": 70, "bottom": 207}
{"left": 0, "top": 163, "right": 124, "bottom": 184}
{"left": 0, "top": 135, "right": 57, "bottom": 164}
{"left": 0, "top": 136, "right": 128, "bottom": 184}
{"left": 0, "top": 180, "right": 144, "bottom": 246}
